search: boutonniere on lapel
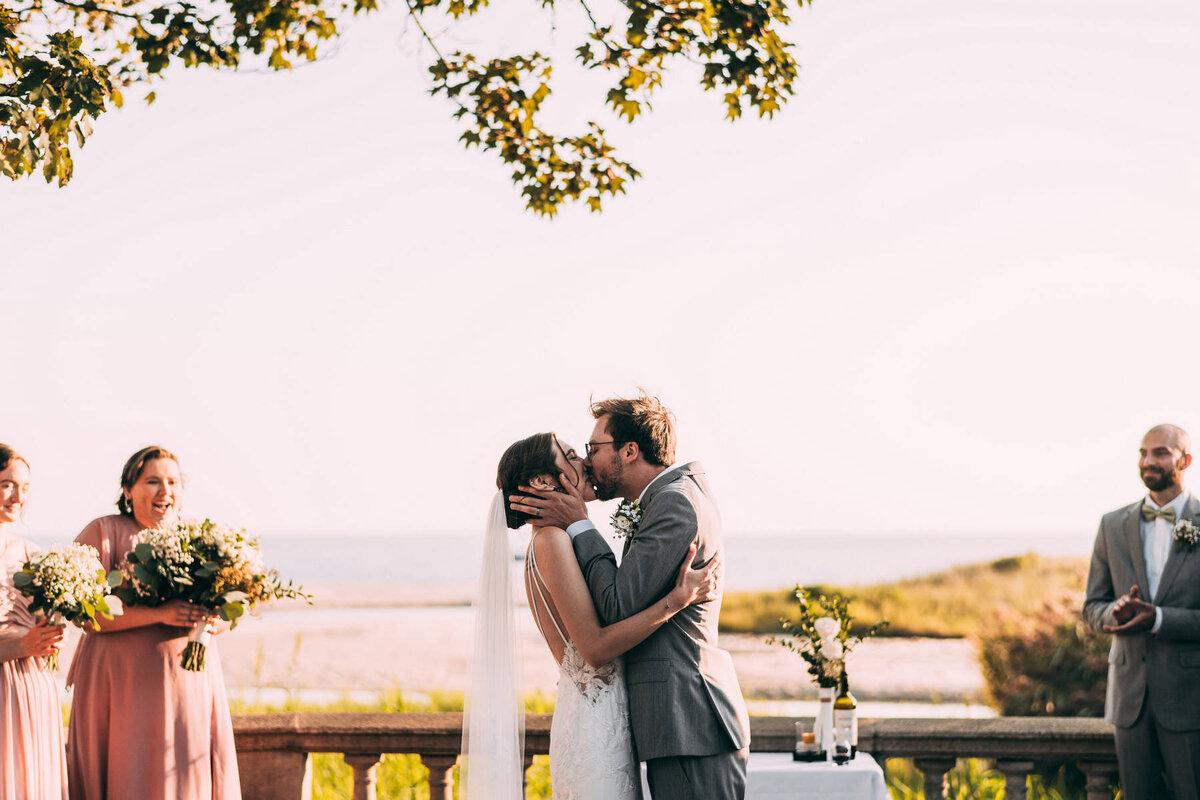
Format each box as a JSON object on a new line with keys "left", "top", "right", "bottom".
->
{"left": 1174, "top": 519, "right": 1200, "bottom": 550}
{"left": 610, "top": 499, "right": 643, "bottom": 540}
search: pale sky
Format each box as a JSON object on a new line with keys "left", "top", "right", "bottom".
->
{"left": 4, "top": 0, "right": 1200, "bottom": 537}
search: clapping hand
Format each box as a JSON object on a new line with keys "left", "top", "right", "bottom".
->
{"left": 1104, "top": 585, "right": 1157, "bottom": 635}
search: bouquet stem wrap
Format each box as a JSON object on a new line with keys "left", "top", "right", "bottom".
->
{"left": 43, "top": 612, "right": 62, "bottom": 672}
{"left": 181, "top": 621, "right": 213, "bottom": 671}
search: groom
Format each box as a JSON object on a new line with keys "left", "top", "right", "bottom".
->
{"left": 512, "top": 393, "right": 751, "bottom": 799}
{"left": 1083, "top": 423, "right": 1200, "bottom": 799}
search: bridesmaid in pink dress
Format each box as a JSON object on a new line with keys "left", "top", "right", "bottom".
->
{"left": 0, "top": 445, "right": 69, "bottom": 799}
{"left": 66, "top": 445, "right": 242, "bottom": 800}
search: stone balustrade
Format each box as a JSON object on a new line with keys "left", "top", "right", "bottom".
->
{"left": 233, "top": 713, "right": 1119, "bottom": 800}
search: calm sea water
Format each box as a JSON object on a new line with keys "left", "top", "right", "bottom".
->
{"left": 30, "top": 529, "right": 1094, "bottom": 590}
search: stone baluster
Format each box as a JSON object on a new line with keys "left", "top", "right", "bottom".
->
{"left": 995, "top": 759, "right": 1034, "bottom": 800}
{"left": 343, "top": 754, "right": 381, "bottom": 800}
{"left": 1077, "top": 759, "right": 1119, "bottom": 800}
{"left": 237, "top": 750, "right": 313, "bottom": 800}
{"left": 914, "top": 757, "right": 957, "bottom": 800}
{"left": 421, "top": 754, "right": 459, "bottom": 800}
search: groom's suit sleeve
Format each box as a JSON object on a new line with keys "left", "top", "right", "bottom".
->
{"left": 573, "top": 490, "right": 699, "bottom": 626}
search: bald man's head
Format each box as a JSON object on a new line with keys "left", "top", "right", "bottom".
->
{"left": 1140, "top": 424, "right": 1192, "bottom": 494}
{"left": 1145, "top": 424, "right": 1191, "bottom": 455}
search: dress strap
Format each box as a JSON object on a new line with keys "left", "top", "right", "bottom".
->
{"left": 525, "top": 532, "right": 569, "bottom": 646}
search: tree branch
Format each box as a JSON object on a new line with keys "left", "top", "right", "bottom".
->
{"left": 403, "top": 0, "right": 470, "bottom": 116}
{"left": 47, "top": 0, "right": 143, "bottom": 20}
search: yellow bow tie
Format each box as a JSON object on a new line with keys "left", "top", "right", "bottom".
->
{"left": 1142, "top": 504, "right": 1177, "bottom": 524}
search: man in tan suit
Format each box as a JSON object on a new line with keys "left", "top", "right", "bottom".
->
{"left": 1084, "top": 424, "right": 1200, "bottom": 799}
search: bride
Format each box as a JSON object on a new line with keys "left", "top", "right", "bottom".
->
{"left": 462, "top": 432, "right": 721, "bottom": 800}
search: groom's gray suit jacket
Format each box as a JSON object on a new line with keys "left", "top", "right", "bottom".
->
{"left": 573, "top": 462, "right": 751, "bottom": 762}
{"left": 1083, "top": 494, "right": 1200, "bottom": 731}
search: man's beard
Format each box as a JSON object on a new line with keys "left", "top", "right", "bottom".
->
{"left": 1141, "top": 467, "right": 1178, "bottom": 492}
{"left": 592, "top": 457, "right": 624, "bottom": 501}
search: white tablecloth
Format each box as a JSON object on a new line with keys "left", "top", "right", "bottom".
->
{"left": 640, "top": 751, "right": 891, "bottom": 800}
{"left": 745, "top": 752, "right": 891, "bottom": 799}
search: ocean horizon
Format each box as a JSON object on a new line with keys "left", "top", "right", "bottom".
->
{"left": 26, "top": 528, "right": 1093, "bottom": 591}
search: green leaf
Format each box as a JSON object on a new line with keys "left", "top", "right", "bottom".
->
{"left": 220, "top": 601, "right": 245, "bottom": 623}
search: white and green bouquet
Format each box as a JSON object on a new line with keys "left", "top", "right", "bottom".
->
{"left": 114, "top": 519, "right": 311, "bottom": 671}
{"left": 12, "top": 543, "right": 124, "bottom": 670}
{"left": 766, "top": 586, "right": 888, "bottom": 688}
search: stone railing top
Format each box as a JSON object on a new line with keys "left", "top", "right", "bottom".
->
{"left": 232, "top": 713, "right": 1116, "bottom": 760}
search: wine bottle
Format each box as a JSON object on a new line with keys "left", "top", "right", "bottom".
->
{"left": 833, "top": 672, "right": 858, "bottom": 758}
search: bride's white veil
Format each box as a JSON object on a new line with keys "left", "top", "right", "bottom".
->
{"left": 460, "top": 491, "right": 525, "bottom": 799}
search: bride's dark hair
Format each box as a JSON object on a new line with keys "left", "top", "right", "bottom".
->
{"left": 496, "top": 432, "right": 581, "bottom": 529}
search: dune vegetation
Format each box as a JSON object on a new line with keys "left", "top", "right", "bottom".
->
{"left": 718, "top": 553, "right": 1090, "bottom": 638}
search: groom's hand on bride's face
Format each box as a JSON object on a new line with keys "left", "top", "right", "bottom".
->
{"left": 510, "top": 476, "right": 588, "bottom": 529}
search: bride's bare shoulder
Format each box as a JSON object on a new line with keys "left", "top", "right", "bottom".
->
{"left": 530, "top": 526, "right": 572, "bottom": 559}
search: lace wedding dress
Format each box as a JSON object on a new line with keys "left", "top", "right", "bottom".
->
{"left": 526, "top": 533, "right": 640, "bottom": 800}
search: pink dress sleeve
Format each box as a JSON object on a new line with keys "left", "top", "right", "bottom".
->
{"left": 0, "top": 537, "right": 38, "bottom": 641}
{"left": 0, "top": 534, "right": 68, "bottom": 799}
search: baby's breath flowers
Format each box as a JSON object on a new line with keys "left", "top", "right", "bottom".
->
{"left": 12, "top": 543, "right": 124, "bottom": 670}
{"left": 115, "top": 519, "right": 311, "bottom": 671}
{"left": 1175, "top": 519, "right": 1200, "bottom": 550}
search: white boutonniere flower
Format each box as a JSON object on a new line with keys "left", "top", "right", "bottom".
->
{"left": 610, "top": 499, "right": 643, "bottom": 540}
{"left": 1174, "top": 519, "right": 1200, "bottom": 549}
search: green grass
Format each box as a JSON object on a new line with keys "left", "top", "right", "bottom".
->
{"left": 719, "top": 553, "right": 1090, "bottom": 638}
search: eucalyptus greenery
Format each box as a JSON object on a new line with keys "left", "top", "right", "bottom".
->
{"left": 2, "top": 0, "right": 812, "bottom": 213}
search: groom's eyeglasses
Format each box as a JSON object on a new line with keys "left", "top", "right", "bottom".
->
{"left": 585, "top": 441, "right": 621, "bottom": 457}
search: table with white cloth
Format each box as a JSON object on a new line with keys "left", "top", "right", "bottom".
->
{"left": 640, "top": 751, "right": 892, "bottom": 799}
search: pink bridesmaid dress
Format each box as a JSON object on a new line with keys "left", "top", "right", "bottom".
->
{"left": 0, "top": 533, "right": 69, "bottom": 800}
{"left": 66, "top": 516, "right": 241, "bottom": 800}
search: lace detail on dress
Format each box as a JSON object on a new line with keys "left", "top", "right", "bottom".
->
{"left": 550, "top": 643, "right": 639, "bottom": 800}
{"left": 559, "top": 639, "right": 619, "bottom": 699}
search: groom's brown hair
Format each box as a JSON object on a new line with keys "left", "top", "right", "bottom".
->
{"left": 590, "top": 392, "right": 676, "bottom": 466}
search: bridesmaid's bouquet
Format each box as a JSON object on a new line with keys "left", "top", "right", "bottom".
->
{"left": 114, "top": 519, "right": 310, "bottom": 671}
{"left": 12, "top": 543, "right": 124, "bottom": 670}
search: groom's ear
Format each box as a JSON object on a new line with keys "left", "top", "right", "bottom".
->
{"left": 621, "top": 441, "right": 640, "bottom": 463}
